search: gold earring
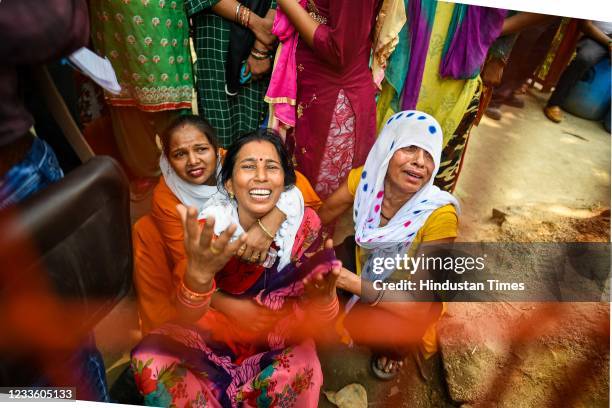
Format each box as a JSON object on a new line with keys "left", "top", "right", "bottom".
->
{"left": 229, "top": 192, "right": 235, "bottom": 200}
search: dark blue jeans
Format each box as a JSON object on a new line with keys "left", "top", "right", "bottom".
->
{"left": 32, "top": 334, "right": 110, "bottom": 402}
{"left": 0, "top": 138, "right": 109, "bottom": 401}
{"left": 0, "top": 136, "right": 63, "bottom": 210}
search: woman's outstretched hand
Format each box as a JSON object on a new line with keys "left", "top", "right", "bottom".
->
{"left": 177, "top": 204, "right": 247, "bottom": 290}
{"left": 302, "top": 240, "right": 341, "bottom": 305}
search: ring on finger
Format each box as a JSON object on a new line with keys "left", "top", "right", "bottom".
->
{"left": 210, "top": 244, "right": 221, "bottom": 255}
{"left": 251, "top": 252, "right": 260, "bottom": 262}
{"left": 237, "top": 244, "right": 247, "bottom": 255}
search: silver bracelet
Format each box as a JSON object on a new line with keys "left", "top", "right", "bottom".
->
{"left": 370, "top": 289, "right": 385, "bottom": 307}
{"left": 235, "top": 4, "right": 241, "bottom": 23}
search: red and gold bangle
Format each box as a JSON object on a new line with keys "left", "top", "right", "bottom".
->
{"left": 312, "top": 296, "right": 339, "bottom": 321}
{"left": 177, "top": 279, "right": 217, "bottom": 302}
{"left": 239, "top": 7, "right": 251, "bottom": 28}
{"left": 177, "top": 292, "right": 211, "bottom": 309}
{"left": 244, "top": 8, "right": 251, "bottom": 28}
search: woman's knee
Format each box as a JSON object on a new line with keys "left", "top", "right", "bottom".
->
{"left": 296, "top": 340, "right": 324, "bottom": 388}
{"left": 575, "top": 40, "right": 606, "bottom": 67}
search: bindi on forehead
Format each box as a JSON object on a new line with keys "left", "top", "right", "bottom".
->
{"left": 241, "top": 156, "right": 279, "bottom": 163}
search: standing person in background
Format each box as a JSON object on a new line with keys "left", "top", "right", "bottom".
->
{"left": 485, "top": 16, "right": 561, "bottom": 121}
{"left": 0, "top": 0, "right": 88, "bottom": 207}
{"left": 0, "top": 0, "right": 111, "bottom": 400}
{"left": 376, "top": 0, "right": 506, "bottom": 192}
{"left": 276, "top": 0, "right": 381, "bottom": 200}
{"left": 543, "top": 20, "right": 612, "bottom": 123}
{"left": 185, "top": 0, "right": 277, "bottom": 147}
{"left": 90, "top": 0, "right": 194, "bottom": 198}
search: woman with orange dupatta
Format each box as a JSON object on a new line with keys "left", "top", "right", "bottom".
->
{"left": 132, "top": 115, "right": 321, "bottom": 335}
{"left": 131, "top": 129, "right": 341, "bottom": 407}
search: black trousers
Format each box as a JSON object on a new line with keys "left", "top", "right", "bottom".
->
{"left": 548, "top": 37, "right": 609, "bottom": 107}
{"left": 491, "top": 19, "right": 561, "bottom": 105}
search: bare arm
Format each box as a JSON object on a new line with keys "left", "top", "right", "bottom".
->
{"left": 501, "top": 12, "right": 555, "bottom": 36}
{"left": 241, "top": 206, "right": 286, "bottom": 263}
{"left": 336, "top": 238, "right": 455, "bottom": 319}
{"left": 276, "top": 0, "right": 319, "bottom": 48}
{"left": 187, "top": 0, "right": 276, "bottom": 47}
{"left": 580, "top": 20, "right": 612, "bottom": 48}
{"left": 318, "top": 178, "right": 354, "bottom": 225}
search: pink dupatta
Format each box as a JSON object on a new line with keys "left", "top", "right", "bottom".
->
{"left": 265, "top": 0, "right": 307, "bottom": 133}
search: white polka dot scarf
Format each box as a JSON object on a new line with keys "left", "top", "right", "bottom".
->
{"left": 348, "top": 110, "right": 460, "bottom": 308}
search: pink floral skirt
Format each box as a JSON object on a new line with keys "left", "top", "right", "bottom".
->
{"left": 131, "top": 322, "right": 322, "bottom": 407}
{"left": 313, "top": 89, "right": 356, "bottom": 199}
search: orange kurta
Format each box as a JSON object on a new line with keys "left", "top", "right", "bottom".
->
{"left": 133, "top": 171, "right": 322, "bottom": 335}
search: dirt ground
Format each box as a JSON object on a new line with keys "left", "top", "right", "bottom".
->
{"left": 95, "top": 86, "right": 611, "bottom": 406}
{"left": 457, "top": 87, "right": 610, "bottom": 243}
{"left": 319, "top": 88, "right": 610, "bottom": 407}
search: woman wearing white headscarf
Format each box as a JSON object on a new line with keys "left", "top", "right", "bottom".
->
{"left": 132, "top": 115, "right": 319, "bottom": 335}
{"left": 318, "top": 110, "right": 460, "bottom": 379}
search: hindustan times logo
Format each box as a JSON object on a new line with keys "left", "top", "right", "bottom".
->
{"left": 372, "top": 253, "right": 486, "bottom": 275}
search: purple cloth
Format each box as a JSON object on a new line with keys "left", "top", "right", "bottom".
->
{"left": 401, "top": 0, "right": 434, "bottom": 111}
{"left": 401, "top": 1, "right": 506, "bottom": 110}
{"left": 440, "top": 6, "right": 506, "bottom": 79}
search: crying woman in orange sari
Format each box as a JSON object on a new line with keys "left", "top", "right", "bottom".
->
{"left": 131, "top": 129, "right": 341, "bottom": 408}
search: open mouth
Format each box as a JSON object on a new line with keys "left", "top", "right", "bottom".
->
{"left": 403, "top": 169, "right": 425, "bottom": 181}
{"left": 187, "top": 168, "right": 205, "bottom": 178}
{"left": 249, "top": 188, "right": 272, "bottom": 201}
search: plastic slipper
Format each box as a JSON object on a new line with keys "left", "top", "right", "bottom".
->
{"left": 370, "top": 355, "right": 401, "bottom": 381}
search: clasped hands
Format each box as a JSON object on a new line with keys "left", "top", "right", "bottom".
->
{"left": 247, "top": 12, "right": 276, "bottom": 80}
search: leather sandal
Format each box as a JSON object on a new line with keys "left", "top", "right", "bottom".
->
{"left": 543, "top": 105, "right": 563, "bottom": 123}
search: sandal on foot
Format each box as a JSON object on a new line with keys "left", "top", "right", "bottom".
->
{"left": 543, "top": 105, "right": 563, "bottom": 123}
{"left": 370, "top": 355, "right": 403, "bottom": 381}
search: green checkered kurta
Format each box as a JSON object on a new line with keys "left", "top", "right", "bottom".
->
{"left": 186, "top": 0, "right": 274, "bottom": 146}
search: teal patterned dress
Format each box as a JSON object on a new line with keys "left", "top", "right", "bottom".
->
{"left": 90, "top": 0, "right": 193, "bottom": 112}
